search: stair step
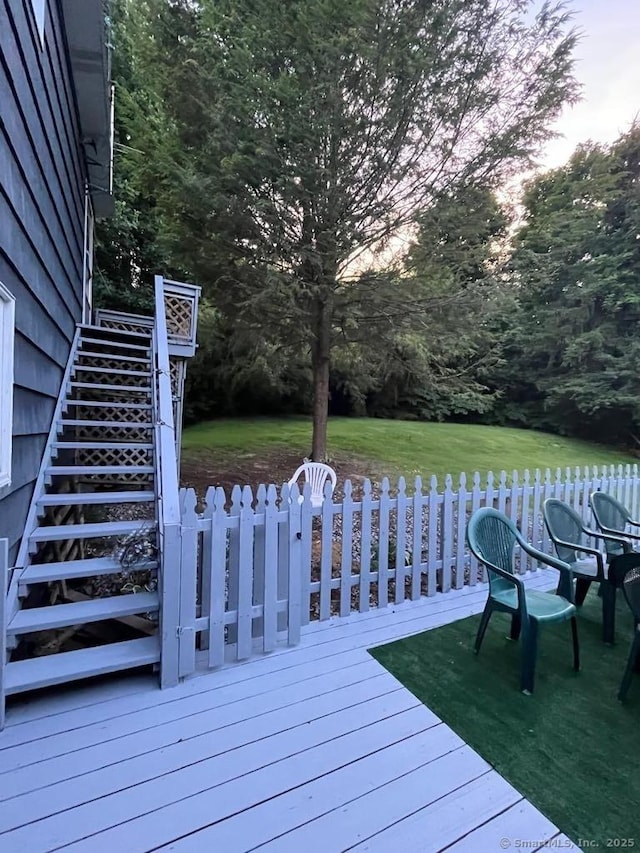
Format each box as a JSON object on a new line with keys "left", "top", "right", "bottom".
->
{"left": 79, "top": 337, "right": 151, "bottom": 353}
{"left": 45, "top": 465, "right": 154, "bottom": 477}
{"left": 4, "top": 637, "right": 160, "bottom": 695}
{"left": 30, "top": 519, "right": 155, "bottom": 543}
{"left": 58, "top": 420, "right": 154, "bottom": 430}
{"left": 76, "top": 350, "right": 151, "bottom": 364}
{"left": 8, "top": 591, "right": 159, "bottom": 636}
{"left": 72, "top": 366, "right": 151, "bottom": 379}
{"left": 63, "top": 399, "right": 153, "bottom": 410}
{"left": 53, "top": 442, "right": 154, "bottom": 451}
{"left": 78, "top": 323, "right": 152, "bottom": 340}
{"left": 69, "top": 382, "right": 152, "bottom": 393}
{"left": 37, "top": 490, "right": 155, "bottom": 507}
{"left": 18, "top": 556, "right": 158, "bottom": 591}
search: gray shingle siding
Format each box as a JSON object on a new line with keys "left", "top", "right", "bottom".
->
{"left": 0, "top": 0, "right": 87, "bottom": 563}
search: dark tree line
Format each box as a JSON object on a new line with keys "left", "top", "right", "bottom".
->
{"left": 95, "top": 0, "right": 640, "bottom": 452}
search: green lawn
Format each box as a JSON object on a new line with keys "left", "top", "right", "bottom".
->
{"left": 370, "top": 590, "right": 640, "bottom": 846}
{"left": 182, "top": 417, "right": 636, "bottom": 481}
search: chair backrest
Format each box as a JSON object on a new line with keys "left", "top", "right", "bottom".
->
{"left": 288, "top": 462, "right": 337, "bottom": 503}
{"left": 466, "top": 507, "right": 517, "bottom": 596}
{"left": 623, "top": 566, "right": 640, "bottom": 622}
{"left": 590, "top": 492, "right": 631, "bottom": 556}
{"left": 543, "top": 499, "right": 585, "bottom": 564}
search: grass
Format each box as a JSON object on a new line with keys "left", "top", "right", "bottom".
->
{"left": 182, "top": 416, "right": 636, "bottom": 481}
{"left": 370, "top": 590, "right": 640, "bottom": 846}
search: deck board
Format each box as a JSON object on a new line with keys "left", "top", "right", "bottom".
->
{"left": 0, "top": 569, "right": 578, "bottom": 852}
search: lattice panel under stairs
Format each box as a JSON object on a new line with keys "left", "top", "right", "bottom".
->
{"left": 74, "top": 424, "right": 152, "bottom": 442}
{"left": 73, "top": 368, "right": 150, "bottom": 389}
{"left": 75, "top": 446, "right": 153, "bottom": 468}
{"left": 165, "top": 294, "right": 193, "bottom": 340}
{"left": 99, "top": 318, "right": 153, "bottom": 335}
{"left": 74, "top": 405, "right": 152, "bottom": 424}
{"left": 76, "top": 356, "right": 151, "bottom": 372}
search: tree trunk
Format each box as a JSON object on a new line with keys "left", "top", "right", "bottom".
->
{"left": 311, "top": 295, "right": 332, "bottom": 462}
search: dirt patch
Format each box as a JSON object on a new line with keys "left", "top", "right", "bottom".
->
{"left": 180, "top": 447, "right": 380, "bottom": 500}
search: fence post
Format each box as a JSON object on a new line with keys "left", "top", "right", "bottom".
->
{"left": 178, "top": 489, "right": 198, "bottom": 678}
{"left": 278, "top": 483, "right": 291, "bottom": 632}
{"left": 208, "top": 488, "right": 227, "bottom": 669}
{"left": 159, "top": 521, "right": 181, "bottom": 688}
{"left": 1, "top": 539, "right": 7, "bottom": 731}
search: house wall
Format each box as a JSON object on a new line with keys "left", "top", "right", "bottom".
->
{"left": 0, "top": 0, "right": 87, "bottom": 564}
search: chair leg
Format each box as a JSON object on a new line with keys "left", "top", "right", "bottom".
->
{"left": 601, "top": 582, "right": 617, "bottom": 645}
{"left": 618, "top": 633, "right": 640, "bottom": 702}
{"left": 575, "top": 578, "right": 591, "bottom": 607}
{"left": 510, "top": 613, "right": 522, "bottom": 641}
{"left": 474, "top": 602, "right": 493, "bottom": 654}
{"left": 571, "top": 616, "right": 580, "bottom": 672}
{"left": 520, "top": 620, "right": 538, "bottom": 694}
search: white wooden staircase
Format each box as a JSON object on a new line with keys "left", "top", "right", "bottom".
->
{"left": 1, "top": 278, "right": 200, "bottom": 723}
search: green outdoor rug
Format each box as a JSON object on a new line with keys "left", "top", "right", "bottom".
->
{"left": 370, "top": 588, "right": 640, "bottom": 847}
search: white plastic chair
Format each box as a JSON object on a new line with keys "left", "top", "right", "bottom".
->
{"left": 287, "top": 462, "right": 337, "bottom": 508}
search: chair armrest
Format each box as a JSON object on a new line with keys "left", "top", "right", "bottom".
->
{"left": 517, "top": 536, "right": 574, "bottom": 601}
{"left": 590, "top": 523, "right": 640, "bottom": 543}
{"left": 550, "top": 537, "right": 605, "bottom": 579}
{"left": 582, "top": 527, "right": 630, "bottom": 548}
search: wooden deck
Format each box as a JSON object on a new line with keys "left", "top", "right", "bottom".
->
{"left": 0, "top": 571, "right": 577, "bottom": 853}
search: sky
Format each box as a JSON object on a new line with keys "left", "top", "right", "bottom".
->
{"left": 537, "top": 0, "right": 640, "bottom": 170}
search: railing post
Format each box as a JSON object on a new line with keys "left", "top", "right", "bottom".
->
{"left": 178, "top": 489, "right": 198, "bottom": 678}
{"left": 1, "top": 539, "right": 7, "bottom": 730}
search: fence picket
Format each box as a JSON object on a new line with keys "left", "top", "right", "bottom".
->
{"left": 263, "top": 484, "right": 279, "bottom": 651}
{"left": 199, "top": 486, "right": 214, "bottom": 652}
{"left": 253, "top": 484, "right": 267, "bottom": 639}
{"left": 277, "top": 484, "right": 291, "bottom": 633}
{"left": 299, "top": 482, "right": 313, "bottom": 626}
{"left": 469, "top": 473, "right": 481, "bottom": 585}
{"left": 227, "top": 485, "right": 242, "bottom": 645}
{"left": 633, "top": 465, "right": 639, "bottom": 519}
{"left": 340, "top": 480, "right": 354, "bottom": 617}
{"left": 497, "top": 471, "right": 507, "bottom": 516}
{"left": 427, "top": 475, "right": 439, "bottom": 592}
{"left": 411, "top": 477, "right": 423, "bottom": 600}
{"left": 378, "top": 478, "right": 391, "bottom": 608}
{"left": 287, "top": 482, "right": 302, "bottom": 646}
{"left": 531, "top": 469, "right": 542, "bottom": 554}
{"left": 395, "top": 478, "right": 408, "bottom": 604}
{"left": 208, "top": 488, "right": 227, "bottom": 668}
{"left": 441, "top": 475, "right": 454, "bottom": 593}
{"left": 455, "top": 473, "right": 467, "bottom": 590}
{"left": 319, "top": 480, "right": 334, "bottom": 620}
{"left": 360, "top": 479, "right": 373, "bottom": 611}
{"left": 521, "top": 470, "right": 532, "bottom": 572}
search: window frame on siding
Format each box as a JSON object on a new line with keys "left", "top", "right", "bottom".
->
{"left": 0, "top": 283, "right": 16, "bottom": 489}
{"left": 30, "top": 0, "right": 47, "bottom": 47}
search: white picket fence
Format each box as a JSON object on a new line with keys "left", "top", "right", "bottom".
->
{"left": 174, "top": 463, "right": 640, "bottom": 675}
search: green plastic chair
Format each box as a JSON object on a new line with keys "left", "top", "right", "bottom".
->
{"left": 467, "top": 507, "right": 579, "bottom": 694}
{"left": 589, "top": 492, "right": 640, "bottom": 561}
{"left": 619, "top": 566, "right": 640, "bottom": 701}
{"left": 544, "top": 498, "right": 629, "bottom": 644}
